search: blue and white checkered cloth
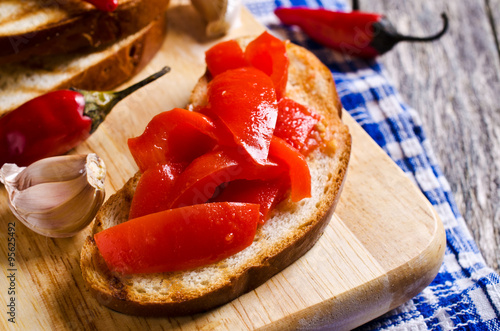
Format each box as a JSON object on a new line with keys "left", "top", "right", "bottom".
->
{"left": 243, "top": 0, "right": 500, "bottom": 329}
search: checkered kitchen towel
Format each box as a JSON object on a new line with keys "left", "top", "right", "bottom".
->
{"left": 242, "top": 0, "right": 500, "bottom": 329}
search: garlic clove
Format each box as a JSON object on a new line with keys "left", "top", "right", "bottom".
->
{"left": 191, "top": 0, "right": 241, "bottom": 38}
{"left": 15, "top": 154, "right": 91, "bottom": 189}
{"left": 11, "top": 176, "right": 90, "bottom": 212}
{"left": 0, "top": 154, "right": 106, "bottom": 238}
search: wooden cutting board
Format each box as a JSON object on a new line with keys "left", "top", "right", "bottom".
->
{"left": 0, "top": 3, "right": 445, "bottom": 330}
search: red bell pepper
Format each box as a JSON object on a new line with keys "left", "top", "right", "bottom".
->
{"left": 95, "top": 202, "right": 260, "bottom": 274}
{"left": 301, "top": 131, "right": 323, "bottom": 156}
{"left": 128, "top": 163, "right": 184, "bottom": 219}
{"left": 205, "top": 31, "right": 289, "bottom": 100}
{"left": 274, "top": 7, "right": 448, "bottom": 58}
{"left": 205, "top": 40, "right": 249, "bottom": 77}
{"left": 245, "top": 31, "right": 289, "bottom": 99}
{"left": 269, "top": 136, "right": 311, "bottom": 202}
{"left": 207, "top": 67, "right": 278, "bottom": 165}
{"left": 128, "top": 108, "right": 218, "bottom": 173}
{"left": 274, "top": 97, "right": 320, "bottom": 153}
{"left": 167, "top": 148, "right": 283, "bottom": 209}
{"left": 213, "top": 178, "right": 288, "bottom": 224}
{"left": 0, "top": 67, "right": 169, "bottom": 168}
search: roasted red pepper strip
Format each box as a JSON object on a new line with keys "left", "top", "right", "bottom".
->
{"left": 167, "top": 148, "right": 283, "bottom": 209}
{"left": 95, "top": 202, "right": 260, "bottom": 274}
{"left": 205, "top": 40, "right": 249, "bottom": 77}
{"left": 207, "top": 67, "right": 278, "bottom": 165}
{"left": 274, "top": 97, "right": 320, "bottom": 153}
{"left": 213, "top": 178, "right": 289, "bottom": 224}
{"left": 83, "top": 0, "right": 118, "bottom": 12}
{"left": 269, "top": 136, "right": 311, "bottom": 202}
{"left": 128, "top": 108, "right": 217, "bottom": 173}
{"left": 274, "top": 7, "right": 448, "bottom": 58}
{"left": 245, "top": 31, "right": 289, "bottom": 100}
{"left": 205, "top": 31, "right": 289, "bottom": 99}
{"left": 0, "top": 67, "right": 169, "bottom": 168}
{"left": 128, "top": 162, "right": 184, "bottom": 220}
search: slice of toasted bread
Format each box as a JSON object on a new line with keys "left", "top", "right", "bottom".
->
{"left": 0, "top": 0, "right": 170, "bottom": 64}
{"left": 80, "top": 37, "right": 351, "bottom": 316}
{"left": 0, "top": 14, "right": 167, "bottom": 118}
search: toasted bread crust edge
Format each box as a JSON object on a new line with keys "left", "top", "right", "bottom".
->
{"left": 80, "top": 41, "right": 352, "bottom": 316}
{"left": 0, "top": 0, "right": 170, "bottom": 64}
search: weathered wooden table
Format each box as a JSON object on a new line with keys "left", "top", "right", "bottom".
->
{"left": 362, "top": 1, "right": 500, "bottom": 272}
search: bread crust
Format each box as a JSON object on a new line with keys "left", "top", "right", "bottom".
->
{"left": 0, "top": 0, "right": 170, "bottom": 64}
{"left": 80, "top": 40, "right": 351, "bottom": 316}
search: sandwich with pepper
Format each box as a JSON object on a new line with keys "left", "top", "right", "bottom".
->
{"left": 80, "top": 31, "right": 351, "bottom": 316}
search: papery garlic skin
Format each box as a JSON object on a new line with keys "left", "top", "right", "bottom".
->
{"left": 0, "top": 154, "right": 106, "bottom": 238}
{"left": 191, "top": 0, "right": 241, "bottom": 38}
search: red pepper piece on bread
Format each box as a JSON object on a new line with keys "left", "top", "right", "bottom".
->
{"left": 275, "top": 97, "right": 320, "bottom": 153}
{"left": 269, "top": 136, "right": 311, "bottom": 202}
{"left": 95, "top": 202, "right": 260, "bottom": 274}
{"left": 213, "top": 178, "right": 289, "bottom": 224}
{"left": 167, "top": 149, "right": 284, "bottom": 209}
{"left": 245, "top": 31, "right": 289, "bottom": 100}
{"left": 207, "top": 67, "right": 278, "bottom": 165}
{"left": 205, "top": 40, "right": 249, "bottom": 76}
{"left": 128, "top": 108, "right": 217, "bottom": 173}
{"left": 128, "top": 162, "right": 184, "bottom": 220}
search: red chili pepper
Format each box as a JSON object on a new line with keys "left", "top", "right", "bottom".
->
{"left": 83, "top": 0, "right": 118, "bottom": 12}
{"left": 274, "top": 7, "right": 448, "bottom": 58}
{"left": 0, "top": 67, "right": 170, "bottom": 168}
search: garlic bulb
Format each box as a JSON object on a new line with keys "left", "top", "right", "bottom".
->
{"left": 191, "top": 0, "right": 241, "bottom": 38}
{"left": 0, "top": 154, "right": 106, "bottom": 238}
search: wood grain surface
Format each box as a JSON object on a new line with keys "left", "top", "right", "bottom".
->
{"left": 0, "top": 3, "right": 446, "bottom": 330}
{"left": 360, "top": 0, "right": 500, "bottom": 272}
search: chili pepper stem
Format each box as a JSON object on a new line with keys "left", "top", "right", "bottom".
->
{"left": 371, "top": 13, "right": 448, "bottom": 56}
{"left": 394, "top": 13, "right": 449, "bottom": 43}
{"left": 72, "top": 66, "right": 171, "bottom": 134}
{"left": 352, "top": 0, "right": 359, "bottom": 11}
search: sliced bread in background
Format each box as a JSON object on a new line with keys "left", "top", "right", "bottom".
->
{"left": 0, "top": 0, "right": 171, "bottom": 64}
{"left": 0, "top": 13, "right": 168, "bottom": 117}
